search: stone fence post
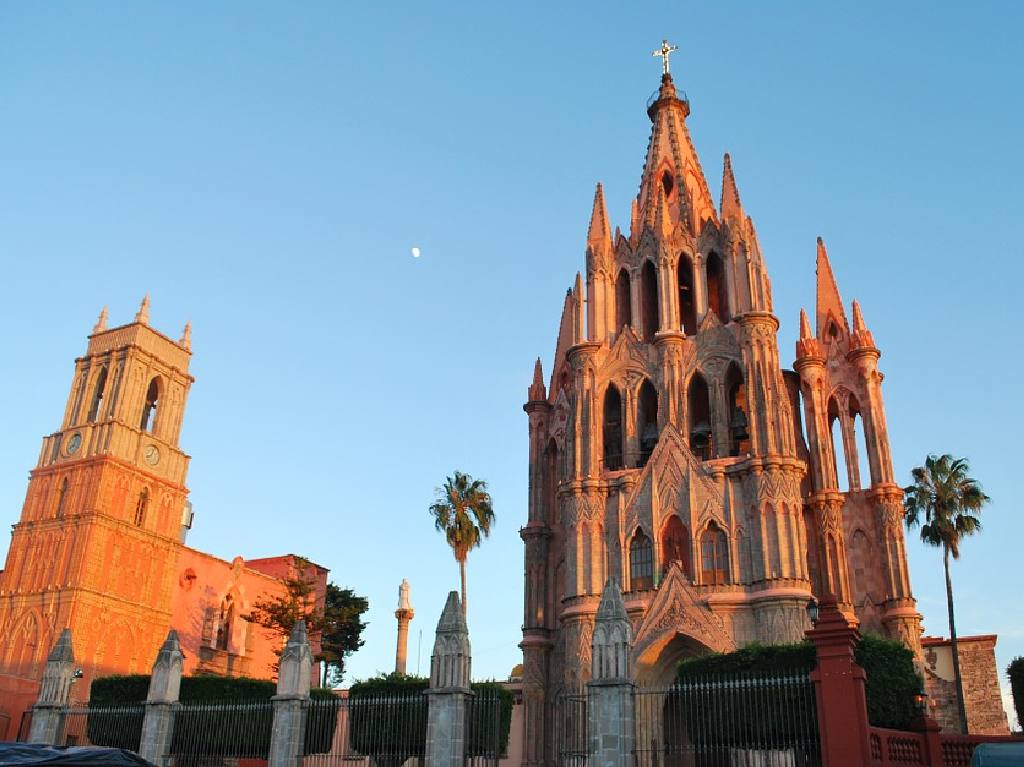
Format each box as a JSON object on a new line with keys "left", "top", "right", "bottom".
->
{"left": 806, "top": 595, "right": 871, "bottom": 767}
{"left": 587, "top": 580, "right": 635, "bottom": 767}
{"left": 268, "top": 621, "right": 312, "bottom": 767}
{"left": 425, "top": 591, "right": 472, "bottom": 767}
{"left": 29, "top": 629, "right": 76, "bottom": 744}
{"left": 139, "top": 630, "right": 184, "bottom": 765}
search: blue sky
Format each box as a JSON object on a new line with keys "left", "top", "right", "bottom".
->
{"left": 1, "top": 2, "right": 1021, "bottom": 723}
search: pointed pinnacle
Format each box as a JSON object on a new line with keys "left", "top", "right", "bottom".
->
{"left": 799, "top": 308, "right": 813, "bottom": 340}
{"left": 630, "top": 198, "right": 639, "bottom": 240}
{"left": 852, "top": 300, "right": 866, "bottom": 332}
{"left": 532, "top": 357, "right": 543, "bottom": 387}
{"left": 180, "top": 321, "right": 192, "bottom": 350}
{"left": 720, "top": 153, "right": 743, "bottom": 221}
{"left": 93, "top": 306, "right": 109, "bottom": 334}
{"left": 135, "top": 294, "right": 151, "bottom": 325}
{"left": 587, "top": 182, "right": 613, "bottom": 248}
{"left": 815, "top": 236, "right": 848, "bottom": 335}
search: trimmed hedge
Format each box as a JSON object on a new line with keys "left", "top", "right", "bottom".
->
{"left": 88, "top": 674, "right": 336, "bottom": 755}
{"left": 676, "top": 634, "right": 922, "bottom": 731}
{"left": 1008, "top": 657, "right": 1024, "bottom": 732}
{"left": 347, "top": 674, "right": 513, "bottom": 762}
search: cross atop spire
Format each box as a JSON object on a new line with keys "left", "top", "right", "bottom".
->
{"left": 652, "top": 39, "right": 678, "bottom": 76}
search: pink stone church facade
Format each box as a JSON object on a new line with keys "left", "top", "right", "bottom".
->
{"left": 518, "top": 69, "right": 1004, "bottom": 760}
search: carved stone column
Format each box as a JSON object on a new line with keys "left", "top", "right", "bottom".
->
{"left": 587, "top": 581, "right": 635, "bottom": 767}
{"left": 29, "top": 629, "right": 75, "bottom": 745}
{"left": 425, "top": 591, "right": 472, "bottom": 767}
{"left": 268, "top": 621, "right": 312, "bottom": 767}
{"left": 139, "top": 629, "right": 184, "bottom": 765}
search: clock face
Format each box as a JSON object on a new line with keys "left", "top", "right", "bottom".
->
{"left": 66, "top": 432, "right": 82, "bottom": 455}
{"left": 143, "top": 445, "right": 160, "bottom": 466}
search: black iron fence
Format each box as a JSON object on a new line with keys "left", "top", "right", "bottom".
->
{"left": 634, "top": 672, "right": 820, "bottom": 767}
{"left": 464, "top": 687, "right": 506, "bottom": 767}
{"left": 59, "top": 705, "right": 145, "bottom": 749}
{"left": 554, "top": 672, "right": 821, "bottom": 767}
{"left": 303, "top": 692, "right": 426, "bottom": 767}
{"left": 554, "top": 689, "right": 588, "bottom": 767}
{"left": 166, "top": 700, "right": 274, "bottom": 763}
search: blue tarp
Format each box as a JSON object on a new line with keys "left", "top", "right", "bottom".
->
{"left": 970, "top": 742, "right": 1024, "bottom": 767}
{"left": 0, "top": 745, "right": 154, "bottom": 767}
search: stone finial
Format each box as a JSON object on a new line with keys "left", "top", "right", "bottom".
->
{"left": 276, "top": 620, "right": 313, "bottom": 697}
{"left": 799, "top": 308, "right": 813, "bottom": 340}
{"left": 852, "top": 300, "right": 866, "bottom": 332}
{"left": 135, "top": 295, "right": 151, "bottom": 325}
{"left": 720, "top": 153, "right": 743, "bottom": 222}
{"left": 180, "top": 322, "right": 192, "bottom": 350}
{"left": 630, "top": 198, "right": 639, "bottom": 241}
{"left": 429, "top": 591, "right": 471, "bottom": 690}
{"left": 572, "top": 272, "right": 585, "bottom": 344}
{"left": 592, "top": 580, "right": 633, "bottom": 681}
{"left": 93, "top": 307, "right": 109, "bottom": 334}
{"left": 38, "top": 629, "right": 76, "bottom": 705}
{"left": 148, "top": 629, "right": 184, "bottom": 703}
{"left": 587, "top": 182, "right": 613, "bottom": 250}
{"left": 528, "top": 358, "right": 546, "bottom": 402}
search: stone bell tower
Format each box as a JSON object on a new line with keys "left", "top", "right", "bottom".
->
{"left": 0, "top": 298, "right": 194, "bottom": 703}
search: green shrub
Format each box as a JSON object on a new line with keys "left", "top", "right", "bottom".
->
{"left": 1008, "top": 657, "right": 1024, "bottom": 732}
{"left": 855, "top": 634, "right": 921, "bottom": 729}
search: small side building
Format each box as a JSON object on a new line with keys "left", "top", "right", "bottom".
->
{"left": 922, "top": 634, "right": 1009, "bottom": 735}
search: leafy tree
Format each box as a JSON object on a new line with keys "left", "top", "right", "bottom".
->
{"left": 319, "top": 584, "right": 369, "bottom": 687}
{"left": 1008, "top": 657, "right": 1024, "bottom": 733}
{"left": 429, "top": 471, "right": 494, "bottom": 617}
{"left": 904, "top": 453, "right": 989, "bottom": 734}
{"left": 243, "top": 556, "right": 367, "bottom": 681}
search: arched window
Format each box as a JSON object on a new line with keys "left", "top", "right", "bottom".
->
{"left": 701, "top": 523, "right": 729, "bottom": 585}
{"left": 849, "top": 396, "right": 871, "bottom": 489}
{"left": 87, "top": 367, "right": 108, "bottom": 422}
{"left": 661, "top": 170, "right": 674, "bottom": 198}
{"left": 55, "top": 477, "right": 68, "bottom": 518}
{"left": 134, "top": 488, "right": 149, "bottom": 527}
{"left": 140, "top": 377, "right": 161, "bottom": 433}
{"left": 216, "top": 594, "right": 234, "bottom": 651}
{"left": 603, "top": 385, "right": 623, "bottom": 471}
{"left": 678, "top": 255, "right": 697, "bottom": 335}
{"left": 725, "top": 363, "right": 750, "bottom": 456}
{"left": 641, "top": 260, "right": 659, "bottom": 342}
{"left": 706, "top": 252, "right": 730, "bottom": 322}
{"left": 660, "top": 515, "right": 691, "bottom": 578}
{"left": 688, "top": 373, "right": 713, "bottom": 460}
{"left": 828, "top": 398, "right": 848, "bottom": 491}
{"left": 615, "top": 269, "right": 632, "bottom": 331}
{"left": 629, "top": 529, "right": 653, "bottom": 591}
{"left": 637, "top": 379, "right": 659, "bottom": 467}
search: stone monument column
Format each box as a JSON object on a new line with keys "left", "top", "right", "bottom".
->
{"left": 139, "top": 629, "right": 184, "bottom": 765}
{"left": 587, "top": 580, "right": 635, "bottom": 767}
{"left": 268, "top": 621, "right": 312, "bottom": 767}
{"left": 29, "top": 629, "right": 76, "bottom": 745}
{"left": 425, "top": 591, "right": 472, "bottom": 767}
{"left": 395, "top": 578, "right": 415, "bottom": 675}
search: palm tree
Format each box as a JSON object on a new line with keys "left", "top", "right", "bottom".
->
{"left": 903, "top": 454, "right": 989, "bottom": 734}
{"left": 429, "top": 471, "right": 495, "bottom": 617}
